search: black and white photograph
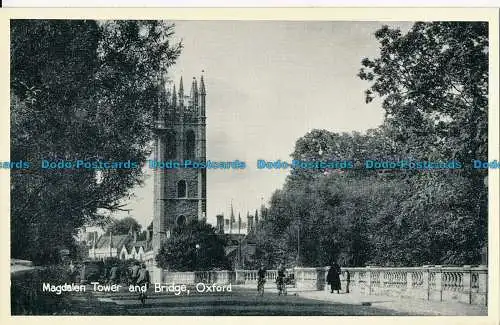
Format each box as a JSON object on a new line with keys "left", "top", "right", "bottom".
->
{"left": 6, "top": 13, "right": 495, "bottom": 317}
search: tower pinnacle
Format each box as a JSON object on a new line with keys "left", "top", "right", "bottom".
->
{"left": 178, "top": 76, "right": 184, "bottom": 98}
{"left": 190, "top": 77, "right": 198, "bottom": 107}
{"left": 200, "top": 73, "right": 206, "bottom": 95}
{"left": 171, "top": 84, "right": 177, "bottom": 106}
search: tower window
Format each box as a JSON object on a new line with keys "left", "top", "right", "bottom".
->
{"left": 177, "top": 180, "right": 187, "bottom": 198}
{"left": 165, "top": 131, "right": 176, "bottom": 159}
{"left": 185, "top": 130, "right": 196, "bottom": 160}
{"left": 176, "top": 215, "right": 186, "bottom": 227}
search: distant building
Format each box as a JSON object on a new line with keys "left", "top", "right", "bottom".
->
{"left": 216, "top": 212, "right": 259, "bottom": 269}
{"left": 88, "top": 226, "right": 153, "bottom": 261}
{"left": 75, "top": 226, "right": 104, "bottom": 248}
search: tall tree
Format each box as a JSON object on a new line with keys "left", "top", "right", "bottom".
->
{"left": 156, "top": 220, "right": 230, "bottom": 271}
{"left": 358, "top": 21, "right": 488, "bottom": 262}
{"left": 255, "top": 22, "right": 488, "bottom": 268}
{"left": 10, "top": 20, "right": 182, "bottom": 263}
{"left": 358, "top": 22, "right": 488, "bottom": 163}
{"left": 105, "top": 216, "right": 142, "bottom": 235}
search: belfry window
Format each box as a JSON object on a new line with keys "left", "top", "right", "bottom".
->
{"left": 177, "top": 180, "right": 187, "bottom": 198}
{"left": 165, "top": 131, "right": 176, "bottom": 159}
{"left": 185, "top": 130, "right": 195, "bottom": 160}
{"left": 176, "top": 215, "right": 186, "bottom": 227}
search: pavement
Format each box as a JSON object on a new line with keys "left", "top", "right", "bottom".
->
{"left": 89, "top": 285, "right": 409, "bottom": 316}
{"left": 296, "top": 290, "right": 488, "bottom": 316}
{"left": 83, "top": 285, "right": 487, "bottom": 316}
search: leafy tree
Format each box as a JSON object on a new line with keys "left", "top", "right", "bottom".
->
{"left": 255, "top": 22, "right": 488, "bottom": 268}
{"left": 358, "top": 21, "right": 488, "bottom": 264}
{"left": 358, "top": 22, "right": 488, "bottom": 163}
{"left": 10, "top": 20, "right": 182, "bottom": 264}
{"left": 105, "top": 216, "right": 142, "bottom": 235}
{"left": 156, "top": 220, "right": 230, "bottom": 271}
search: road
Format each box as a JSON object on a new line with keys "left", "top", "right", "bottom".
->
{"left": 89, "top": 285, "right": 409, "bottom": 316}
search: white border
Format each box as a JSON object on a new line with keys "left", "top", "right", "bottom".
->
{"left": 2, "top": 0, "right": 500, "bottom": 8}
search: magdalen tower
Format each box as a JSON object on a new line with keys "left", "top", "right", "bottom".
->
{"left": 152, "top": 73, "right": 207, "bottom": 254}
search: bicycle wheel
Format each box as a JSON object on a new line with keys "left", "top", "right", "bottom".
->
{"left": 142, "top": 293, "right": 146, "bottom": 305}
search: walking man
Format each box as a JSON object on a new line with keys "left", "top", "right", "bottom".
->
{"left": 327, "top": 261, "right": 341, "bottom": 294}
{"left": 345, "top": 269, "right": 350, "bottom": 294}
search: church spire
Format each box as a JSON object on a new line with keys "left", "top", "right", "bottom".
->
{"left": 178, "top": 76, "right": 184, "bottom": 115}
{"left": 178, "top": 76, "right": 184, "bottom": 101}
{"left": 230, "top": 200, "right": 235, "bottom": 234}
{"left": 200, "top": 72, "right": 206, "bottom": 95}
{"left": 156, "top": 74, "right": 165, "bottom": 121}
{"left": 238, "top": 212, "right": 241, "bottom": 234}
{"left": 199, "top": 71, "right": 206, "bottom": 118}
{"left": 179, "top": 76, "right": 184, "bottom": 94}
{"left": 171, "top": 84, "right": 177, "bottom": 107}
{"left": 190, "top": 77, "right": 198, "bottom": 108}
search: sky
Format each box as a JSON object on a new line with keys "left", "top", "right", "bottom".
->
{"left": 111, "top": 21, "right": 413, "bottom": 229}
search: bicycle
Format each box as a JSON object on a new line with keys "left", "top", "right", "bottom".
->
{"left": 137, "top": 282, "right": 149, "bottom": 306}
{"left": 138, "top": 291, "right": 147, "bottom": 306}
{"left": 257, "top": 278, "right": 265, "bottom": 296}
{"left": 276, "top": 277, "right": 287, "bottom": 296}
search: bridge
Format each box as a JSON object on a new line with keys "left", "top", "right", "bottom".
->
{"left": 155, "top": 265, "right": 487, "bottom": 305}
{"left": 11, "top": 260, "right": 488, "bottom": 315}
{"left": 87, "top": 284, "right": 486, "bottom": 316}
{"left": 112, "top": 264, "right": 487, "bottom": 316}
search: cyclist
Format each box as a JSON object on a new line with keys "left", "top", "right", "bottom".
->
{"left": 130, "top": 261, "right": 141, "bottom": 285}
{"left": 136, "top": 263, "right": 150, "bottom": 305}
{"left": 276, "top": 263, "right": 286, "bottom": 295}
{"left": 257, "top": 263, "right": 266, "bottom": 296}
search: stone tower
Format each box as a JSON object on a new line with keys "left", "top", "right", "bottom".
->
{"left": 152, "top": 73, "right": 207, "bottom": 254}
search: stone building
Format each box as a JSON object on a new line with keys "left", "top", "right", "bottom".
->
{"left": 150, "top": 73, "right": 207, "bottom": 258}
{"left": 88, "top": 227, "right": 152, "bottom": 261}
{"left": 216, "top": 213, "right": 259, "bottom": 269}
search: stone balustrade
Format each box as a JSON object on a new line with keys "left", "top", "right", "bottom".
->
{"left": 148, "top": 264, "right": 487, "bottom": 306}
{"left": 159, "top": 270, "right": 235, "bottom": 285}
{"left": 234, "top": 269, "right": 285, "bottom": 287}
{"left": 323, "top": 265, "right": 488, "bottom": 306}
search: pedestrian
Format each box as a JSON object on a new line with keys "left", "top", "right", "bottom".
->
{"left": 67, "top": 260, "right": 76, "bottom": 281}
{"left": 109, "top": 264, "right": 119, "bottom": 285}
{"left": 131, "top": 261, "right": 141, "bottom": 284}
{"left": 80, "top": 263, "right": 86, "bottom": 284}
{"left": 276, "top": 263, "right": 286, "bottom": 295}
{"left": 257, "top": 262, "right": 266, "bottom": 295}
{"left": 345, "top": 269, "right": 350, "bottom": 294}
{"left": 136, "top": 264, "right": 150, "bottom": 305}
{"left": 136, "top": 263, "right": 150, "bottom": 287}
{"left": 326, "top": 261, "right": 341, "bottom": 294}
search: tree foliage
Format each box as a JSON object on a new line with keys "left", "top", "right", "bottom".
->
{"left": 256, "top": 22, "right": 488, "bottom": 268}
{"left": 156, "top": 220, "right": 231, "bottom": 271}
{"left": 257, "top": 130, "right": 487, "bottom": 267}
{"left": 358, "top": 22, "right": 488, "bottom": 163}
{"left": 105, "top": 216, "right": 142, "bottom": 235}
{"left": 10, "top": 20, "right": 182, "bottom": 264}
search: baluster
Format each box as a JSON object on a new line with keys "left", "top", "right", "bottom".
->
{"left": 406, "top": 272, "right": 412, "bottom": 292}
{"left": 462, "top": 265, "right": 472, "bottom": 304}
{"left": 435, "top": 266, "right": 443, "bottom": 302}
{"left": 476, "top": 265, "right": 488, "bottom": 306}
{"left": 365, "top": 266, "right": 372, "bottom": 296}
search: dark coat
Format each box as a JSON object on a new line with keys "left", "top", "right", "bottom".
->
{"left": 136, "top": 268, "right": 150, "bottom": 285}
{"left": 326, "top": 264, "right": 341, "bottom": 290}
